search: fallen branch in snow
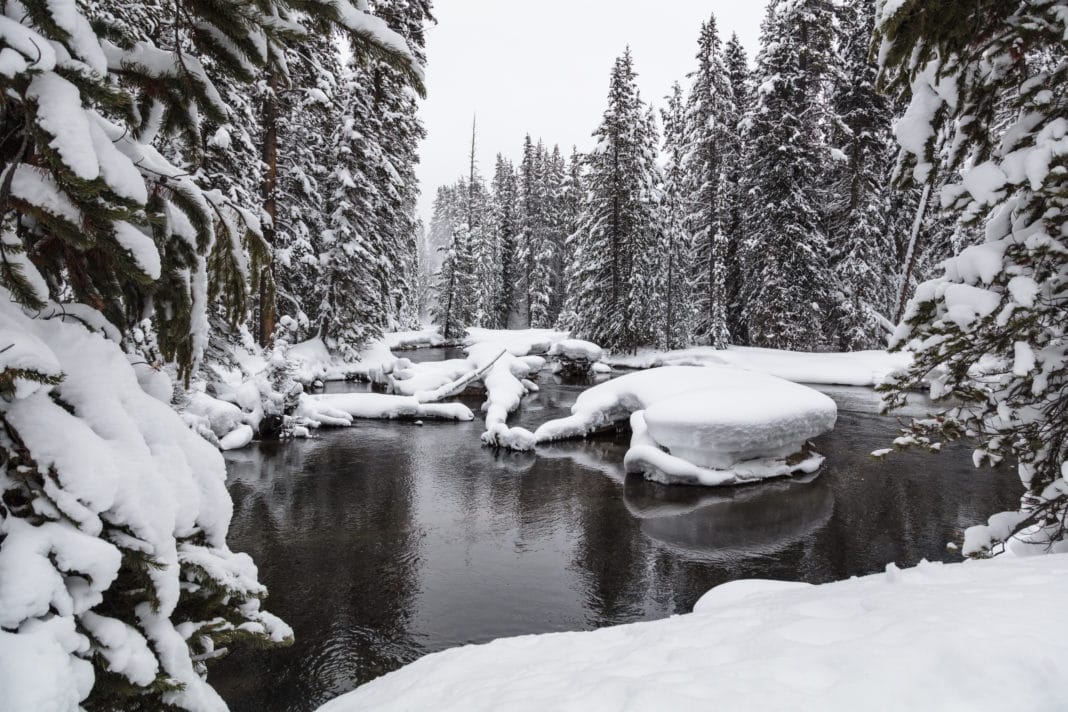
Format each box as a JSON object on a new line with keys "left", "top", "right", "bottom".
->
{"left": 415, "top": 348, "right": 507, "bottom": 403}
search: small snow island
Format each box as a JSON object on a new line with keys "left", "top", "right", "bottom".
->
{"left": 534, "top": 365, "right": 838, "bottom": 486}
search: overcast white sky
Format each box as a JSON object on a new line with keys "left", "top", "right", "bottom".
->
{"left": 415, "top": 0, "right": 770, "bottom": 225}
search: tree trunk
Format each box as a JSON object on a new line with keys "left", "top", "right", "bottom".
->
{"left": 894, "top": 182, "right": 931, "bottom": 323}
{"left": 259, "top": 71, "right": 280, "bottom": 347}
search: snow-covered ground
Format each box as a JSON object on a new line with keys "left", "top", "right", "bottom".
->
{"left": 317, "top": 553, "right": 1068, "bottom": 712}
{"left": 533, "top": 366, "right": 837, "bottom": 485}
{"left": 606, "top": 345, "right": 910, "bottom": 387}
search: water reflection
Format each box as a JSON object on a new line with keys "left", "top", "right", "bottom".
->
{"left": 627, "top": 474, "right": 835, "bottom": 560}
{"left": 213, "top": 351, "right": 1022, "bottom": 712}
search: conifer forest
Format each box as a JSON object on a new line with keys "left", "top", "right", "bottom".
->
{"left": 1, "top": 1, "right": 1067, "bottom": 710}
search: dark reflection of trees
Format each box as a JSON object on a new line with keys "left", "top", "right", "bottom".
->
{"left": 805, "top": 407, "right": 1022, "bottom": 583}
{"left": 212, "top": 424, "right": 424, "bottom": 712}
{"left": 548, "top": 440, "right": 648, "bottom": 627}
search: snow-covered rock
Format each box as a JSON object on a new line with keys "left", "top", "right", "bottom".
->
{"left": 548, "top": 338, "right": 603, "bottom": 362}
{"left": 534, "top": 366, "right": 836, "bottom": 485}
{"left": 316, "top": 553, "right": 1068, "bottom": 712}
{"left": 218, "top": 423, "right": 254, "bottom": 450}
{"left": 548, "top": 338, "right": 606, "bottom": 377}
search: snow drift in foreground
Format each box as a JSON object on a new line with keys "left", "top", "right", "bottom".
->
{"left": 317, "top": 553, "right": 1068, "bottom": 712}
{"left": 606, "top": 345, "right": 909, "bottom": 386}
{"left": 533, "top": 366, "right": 837, "bottom": 486}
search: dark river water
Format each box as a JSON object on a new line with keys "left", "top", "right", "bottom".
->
{"left": 212, "top": 347, "right": 1022, "bottom": 711}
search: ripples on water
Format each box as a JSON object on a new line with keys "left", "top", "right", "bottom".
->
{"left": 212, "top": 349, "right": 1021, "bottom": 711}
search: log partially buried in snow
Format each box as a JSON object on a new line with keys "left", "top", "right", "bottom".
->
{"left": 534, "top": 366, "right": 837, "bottom": 486}
{"left": 296, "top": 393, "right": 473, "bottom": 425}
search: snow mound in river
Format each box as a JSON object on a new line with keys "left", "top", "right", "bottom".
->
{"left": 316, "top": 553, "right": 1068, "bottom": 712}
{"left": 534, "top": 366, "right": 836, "bottom": 486}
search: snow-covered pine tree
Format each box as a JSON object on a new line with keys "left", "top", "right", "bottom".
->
{"left": 683, "top": 14, "right": 735, "bottom": 349}
{"left": 434, "top": 213, "right": 480, "bottom": 340}
{"left": 272, "top": 35, "right": 344, "bottom": 344}
{"left": 490, "top": 155, "right": 522, "bottom": 327}
{"left": 555, "top": 147, "right": 587, "bottom": 331}
{"left": 320, "top": 59, "right": 393, "bottom": 358}
{"left": 527, "top": 140, "right": 560, "bottom": 327}
{"left": 357, "top": 0, "right": 434, "bottom": 331}
{"left": 563, "top": 49, "right": 661, "bottom": 352}
{"left": 545, "top": 145, "right": 569, "bottom": 324}
{"left": 518, "top": 135, "right": 548, "bottom": 326}
{"left": 876, "top": 0, "right": 1068, "bottom": 555}
{"left": 741, "top": 0, "right": 836, "bottom": 351}
{"left": 463, "top": 123, "right": 499, "bottom": 327}
{"left": 314, "top": 0, "right": 431, "bottom": 359}
{"left": 722, "top": 33, "right": 751, "bottom": 345}
{"left": 825, "top": 0, "right": 898, "bottom": 350}
{"left": 658, "top": 82, "right": 696, "bottom": 349}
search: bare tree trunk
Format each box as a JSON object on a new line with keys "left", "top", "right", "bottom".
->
{"left": 894, "top": 182, "right": 931, "bottom": 323}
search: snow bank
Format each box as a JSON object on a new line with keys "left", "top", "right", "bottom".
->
{"left": 464, "top": 327, "right": 569, "bottom": 356}
{"left": 382, "top": 328, "right": 446, "bottom": 350}
{"left": 318, "top": 553, "right": 1068, "bottom": 712}
{"left": 606, "top": 345, "right": 909, "bottom": 387}
{"left": 534, "top": 366, "right": 836, "bottom": 485}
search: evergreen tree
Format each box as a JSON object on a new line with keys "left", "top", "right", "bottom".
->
{"left": 545, "top": 145, "right": 569, "bottom": 324}
{"left": 683, "top": 14, "right": 735, "bottom": 349}
{"left": 462, "top": 123, "right": 498, "bottom": 327}
{"left": 555, "top": 148, "right": 586, "bottom": 331}
{"left": 563, "top": 49, "right": 661, "bottom": 352}
{"left": 825, "top": 0, "right": 898, "bottom": 350}
{"left": 527, "top": 140, "right": 559, "bottom": 327}
{"left": 517, "top": 135, "right": 548, "bottom": 326}
{"left": 490, "top": 155, "right": 522, "bottom": 327}
{"left": 722, "top": 33, "right": 751, "bottom": 344}
{"left": 273, "top": 35, "right": 343, "bottom": 343}
{"left": 741, "top": 0, "right": 836, "bottom": 351}
{"left": 658, "top": 82, "right": 696, "bottom": 349}
{"left": 877, "top": 0, "right": 1068, "bottom": 554}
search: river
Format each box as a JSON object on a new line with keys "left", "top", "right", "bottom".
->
{"left": 212, "top": 347, "right": 1021, "bottom": 711}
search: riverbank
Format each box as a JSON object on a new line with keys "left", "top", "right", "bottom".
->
{"left": 319, "top": 552, "right": 1068, "bottom": 711}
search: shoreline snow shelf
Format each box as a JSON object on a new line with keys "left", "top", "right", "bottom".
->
{"left": 533, "top": 366, "right": 837, "bottom": 486}
{"left": 317, "top": 554, "right": 1068, "bottom": 712}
